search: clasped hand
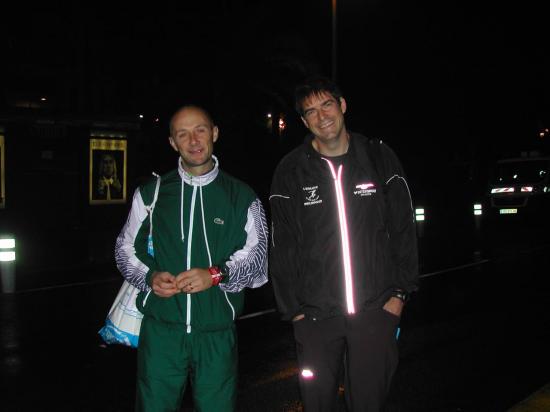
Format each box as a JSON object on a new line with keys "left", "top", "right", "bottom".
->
{"left": 151, "top": 268, "right": 212, "bottom": 298}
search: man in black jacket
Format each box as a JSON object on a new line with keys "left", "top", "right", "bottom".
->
{"left": 269, "top": 76, "right": 418, "bottom": 411}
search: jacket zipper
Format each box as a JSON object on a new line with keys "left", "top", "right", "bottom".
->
{"left": 323, "top": 159, "right": 355, "bottom": 314}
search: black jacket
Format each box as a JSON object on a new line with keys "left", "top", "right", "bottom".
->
{"left": 269, "top": 132, "right": 418, "bottom": 320}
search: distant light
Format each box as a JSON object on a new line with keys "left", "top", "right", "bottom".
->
{"left": 266, "top": 113, "right": 273, "bottom": 132}
{"left": 521, "top": 186, "right": 533, "bottom": 192}
{"left": 301, "top": 369, "right": 314, "bottom": 379}
{"left": 513, "top": 174, "right": 518, "bottom": 179}
{"left": 40, "top": 97, "right": 47, "bottom": 101}
{"left": 155, "top": 117, "right": 159, "bottom": 122}
{"left": 0, "top": 236, "right": 15, "bottom": 262}
{"left": 415, "top": 208, "right": 425, "bottom": 222}
{"left": 0, "top": 251, "right": 15, "bottom": 262}
{"left": 278, "top": 116, "right": 286, "bottom": 132}
{"left": 473, "top": 203, "right": 483, "bottom": 216}
{"left": 0, "top": 239, "right": 15, "bottom": 249}
{"left": 540, "top": 132, "right": 545, "bottom": 138}
{"left": 139, "top": 114, "right": 144, "bottom": 119}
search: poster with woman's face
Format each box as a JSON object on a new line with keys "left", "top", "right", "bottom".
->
{"left": 89, "top": 138, "right": 127, "bottom": 205}
{"left": 0, "top": 135, "right": 5, "bottom": 209}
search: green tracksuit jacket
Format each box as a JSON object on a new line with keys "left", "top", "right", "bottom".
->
{"left": 115, "top": 156, "right": 268, "bottom": 329}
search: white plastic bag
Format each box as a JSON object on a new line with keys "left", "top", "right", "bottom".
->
{"left": 99, "top": 173, "right": 160, "bottom": 348}
{"left": 98, "top": 280, "right": 143, "bottom": 348}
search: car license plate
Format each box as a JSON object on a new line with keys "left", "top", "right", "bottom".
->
{"left": 499, "top": 208, "right": 518, "bottom": 214}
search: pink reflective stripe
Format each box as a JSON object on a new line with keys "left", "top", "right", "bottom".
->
{"left": 324, "top": 159, "right": 355, "bottom": 314}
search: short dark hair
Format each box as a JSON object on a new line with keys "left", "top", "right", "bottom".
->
{"left": 169, "top": 105, "right": 215, "bottom": 136}
{"left": 294, "top": 76, "right": 343, "bottom": 115}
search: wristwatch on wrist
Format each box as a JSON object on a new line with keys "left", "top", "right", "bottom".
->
{"left": 208, "top": 266, "right": 225, "bottom": 286}
{"left": 391, "top": 289, "right": 409, "bottom": 303}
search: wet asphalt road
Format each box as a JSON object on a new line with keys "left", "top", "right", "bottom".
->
{"left": 1, "top": 225, "right": 549, "bottom": 411}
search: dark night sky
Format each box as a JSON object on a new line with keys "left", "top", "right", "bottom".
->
{"left": 0, "top": 1, "right": 548, "bottom": 266}
{"left": 2, "top": 1, "right": 549, "bottom": 178}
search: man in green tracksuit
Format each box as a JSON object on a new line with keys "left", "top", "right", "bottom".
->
{"left": 115, "top": 105, "right": 269, "bottom": 411}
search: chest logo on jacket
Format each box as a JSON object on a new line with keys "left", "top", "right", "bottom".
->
{"left": 303, "top": 186, "right": 323, "bottom": 206}
{"left": 353, "top": 182, "right": 377, "bottom": 197}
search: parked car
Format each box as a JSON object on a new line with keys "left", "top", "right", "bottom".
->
{"left": 488, "top": 155, "right": 549, "bottom": 213}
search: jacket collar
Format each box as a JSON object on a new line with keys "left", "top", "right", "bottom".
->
{"left": 302, "top": 132, "right": 373, "bottom": 174}
{"left": 177, "top": 155, "right": 219, "bottom": 186}
{"left": 302, "top": 132, "right": 363, "bottom": 159}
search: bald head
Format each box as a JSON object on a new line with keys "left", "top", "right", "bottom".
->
{"left": 168, "top": 105, "right": 219, "bottom": 176}
{"left": 169, "top": 105, "right": 215, "bottom": 137}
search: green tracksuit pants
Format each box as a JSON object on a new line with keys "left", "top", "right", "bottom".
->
{"left": 136, "top": 316, "right": 238, "bottom": 412}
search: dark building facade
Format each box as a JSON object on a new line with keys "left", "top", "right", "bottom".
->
{"left": 0, "top": 113, "right": 151, "bottom": 278}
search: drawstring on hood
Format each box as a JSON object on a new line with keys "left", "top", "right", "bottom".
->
{"left": 177, "top": 155, "right": 220, "bottom": 262}
{"left": 180, "top": 178, "right": 185, "bottom": 242}
{"left": 199, "top": 185, "right": 213, "bottom": 267}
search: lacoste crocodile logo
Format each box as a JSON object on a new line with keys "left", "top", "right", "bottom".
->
{"left": 214, "top": 218, "right": 224, "bottom": 225}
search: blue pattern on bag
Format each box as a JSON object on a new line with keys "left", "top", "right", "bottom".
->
{"left": 99, "top": 319, "right": 139, "bottom": 348}
{"left": 147, "top": 234, "right": 154, "bottom": 257}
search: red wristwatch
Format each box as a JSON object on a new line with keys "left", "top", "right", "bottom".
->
{"left": 208, "top": 266, "right": 224, "bottom": 286}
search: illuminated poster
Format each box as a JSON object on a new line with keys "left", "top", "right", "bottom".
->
{"left": 0, "top": 135, "right": 4, "bottom": 209}
{"left": 89, "top": 138, "right": 127, "bottom": 205}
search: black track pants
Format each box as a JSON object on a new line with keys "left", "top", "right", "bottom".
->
{"left": 292, "top": 308, "right": 399, "bottom": 412}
